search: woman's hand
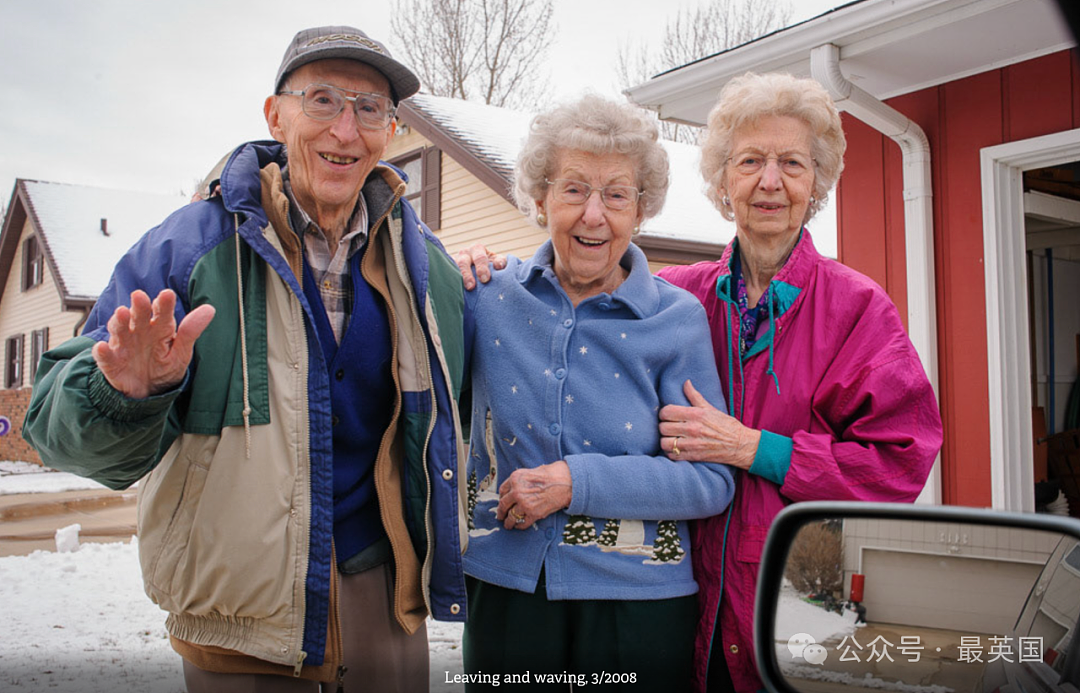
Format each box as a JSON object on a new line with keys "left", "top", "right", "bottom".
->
{"left": 658, "top": 380, "right": 761, "bottom": 471}
{"left": 496, "top": 461, "right": 573, "bottom": 530}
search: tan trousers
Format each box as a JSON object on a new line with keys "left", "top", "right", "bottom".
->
{"left": 182, "top": 563, "right": 430, "bottom": 692}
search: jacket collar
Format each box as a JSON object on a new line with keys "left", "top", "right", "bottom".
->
{"left": 217, "top": 141, "right": 407, "bottom": 236}
{"left": 519, "top": 240, "right": 660, "bottom": 319}
{"left": 715, "top": 229, "right": 820, "bottom": 322}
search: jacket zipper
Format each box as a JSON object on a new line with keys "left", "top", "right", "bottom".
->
{"left": 387, "top": 222, "right": 438, "bottom": 615}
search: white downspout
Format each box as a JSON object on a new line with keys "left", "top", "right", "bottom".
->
{"left": 810, "top": 43, "right": 942, "bottom": 505}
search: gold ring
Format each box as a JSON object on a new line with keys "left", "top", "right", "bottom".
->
{"left": 511, "top": 509, "right": 525, "bottom": 522}
{"left": 672, "top": 437, "right": 681, "bottom": 457}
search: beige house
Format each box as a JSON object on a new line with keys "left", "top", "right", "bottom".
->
{"left": 387, "top": 93, "right": 729, "bottom": 269}
{"left": 0, "top": 180, "right": 187, "bottom": 463}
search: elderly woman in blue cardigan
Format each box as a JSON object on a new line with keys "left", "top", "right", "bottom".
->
{"left": 461, "top": 95, "right": 735, "bottom": 691}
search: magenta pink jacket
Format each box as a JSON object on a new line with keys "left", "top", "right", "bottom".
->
{"left": 658, "top": 231, "right": 941, "bottom": 693}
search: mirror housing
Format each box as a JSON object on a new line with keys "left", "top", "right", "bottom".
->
{"left": 755, "top": 502, "right": 1080, "bottom": 693}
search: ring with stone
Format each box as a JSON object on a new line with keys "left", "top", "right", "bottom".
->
{"left": 511, "top": 508, "right": 526, "bottom": 523}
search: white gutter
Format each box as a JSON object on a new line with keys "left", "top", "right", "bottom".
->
{"left": 810, "top": 43, "right": 941, "bottom": 504}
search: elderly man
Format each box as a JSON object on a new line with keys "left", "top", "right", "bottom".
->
{"left": 24, "top": 26, "right": 468, "bottom": 692}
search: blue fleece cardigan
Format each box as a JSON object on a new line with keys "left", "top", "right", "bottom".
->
{"left": 462, "top": 241, "right": 735, "bottom": 600}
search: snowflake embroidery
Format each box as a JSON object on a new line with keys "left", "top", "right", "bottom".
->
{"left": 511, "top": 385, "right": 518, "bottom": 394}
{"left": 527, "top": 423, "right": 533, "bottom": 430}
{"left": 565, "top": 394, "right": 574, "bottom": 404}
{"left": 584, "top": 440, "right": 591, "bottom": 446}
{"left": 625, "top": 422, "right": 633, "bottom": 431}
{"left": 614, "top": 373, "right": 620, "bottom": 379}
{"left": 544, "top": 368, "right": 552, "bottom": 377}
{"left": 498, "top": 293, "right": 504, "bottom": 301}
{"left": 579, "top": 346, "right": 588, "bottom": 356}
{"left": 494, "top": 338, "right": 501, "bottom": 347}
{"left": 620, "top": 332, "right": 627, "bottom": 339}
{"left": 550, "top": 309, "right": 557, "bottom": 316}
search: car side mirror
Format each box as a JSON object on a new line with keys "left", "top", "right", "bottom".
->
{"left": 755, "top": 502, "right": 1080, "bottom": 693}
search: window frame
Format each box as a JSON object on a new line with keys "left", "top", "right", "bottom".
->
{"left": 30, "top": 327, "right": 48, "bottom": 382}
{"left": 390, "top": 146, "right": 441, "bottom": 231}
{"left": 6, "top": 334, "right": 24, "bottom": 389}
{"left": 22, "top": 235, "right": 43, "bottom": 291}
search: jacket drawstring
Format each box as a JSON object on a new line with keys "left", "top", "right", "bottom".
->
{"left": 766, "top": 288, "right": 781, "bottom": 396}
{"left": 234, "top": 214, "right": 252, "bottom": 458}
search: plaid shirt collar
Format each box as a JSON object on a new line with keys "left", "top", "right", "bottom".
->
{"left": 282, "top": 170, "right": 369, "bottom": 344}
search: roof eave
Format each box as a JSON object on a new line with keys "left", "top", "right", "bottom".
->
{"left": 397, "top": 99, "right": 515, "bottom": 202}
{"left": 625, "top": 0, "right": 1065, "bottom": 126}
{"left": 636, "top": 234, "right": 726, "bottom": 264}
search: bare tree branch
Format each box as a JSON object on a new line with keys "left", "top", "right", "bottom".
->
{"left": 617, "top": 0, "right": 792, "bottom": 143}
{"left": 391, "top": 0, "right": 553, "bottom": 108}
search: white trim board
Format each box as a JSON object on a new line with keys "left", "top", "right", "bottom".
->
{"left": 981, "top": 127, "right": 1080, "bottom": 512}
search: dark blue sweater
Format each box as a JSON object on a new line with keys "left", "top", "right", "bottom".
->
{"left": 302, "top": 244, "right": 394, "bottom": 563}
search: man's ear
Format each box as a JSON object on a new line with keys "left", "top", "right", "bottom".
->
{"left": 264, "top": 95, "right": 285, "bottom": 143}
{"left": 379, "top": 118, "right": 397, "bottom": 154}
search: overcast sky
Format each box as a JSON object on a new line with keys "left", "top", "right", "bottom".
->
{"left": 0, "top": 0, "right": 842, "bottom": 201}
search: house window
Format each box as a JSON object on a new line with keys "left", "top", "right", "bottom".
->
{"left": 5, "top": 334, "right": 24, "bottom": 388}
{"left": 30, "top": 327, "right": 48, "bottom": 381}
{"left": 392, "top": 146, "right": 441, "bottom": 231}
{"left": 22, "top": 236, "right": 43, "bottom": 290}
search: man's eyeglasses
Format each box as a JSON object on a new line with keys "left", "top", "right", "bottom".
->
{"left": 278, "top": 83, "right": 395, "bottom": 130}
{"left": 727, "top": 152, "right": 816, "bottom": 178}
{"left": 545, "top": 179, "right": 642, "bottom": 211}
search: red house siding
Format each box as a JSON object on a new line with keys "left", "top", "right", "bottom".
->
{"left": 835, "top": 49, "right": 1080, "bottom": 508}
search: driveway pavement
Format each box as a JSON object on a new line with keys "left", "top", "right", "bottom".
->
{"left": 0, "top": 488, "right": 136, "bottom": 556}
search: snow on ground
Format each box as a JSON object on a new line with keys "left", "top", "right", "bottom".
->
{"left": 0, "top": 463, "right": 466, "bottom": 692}
{"left": 773, "top": 584, "right": 952, "bottom": 693}
{"left": 775, "top": 581, "right": 858, "bottom": 646}
{"left": 0, "top": 461, "right": 109, "bottom": 495}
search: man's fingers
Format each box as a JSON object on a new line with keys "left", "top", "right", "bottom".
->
{"left": 455, "top": 250, "right": 478, "bottom": 291}
{"left": 174, "top": 304, "right": 216, "bottom": 349}
{"left": 470, "top": 246, "right": 492, "bottom": 284}
{"left": 150, "top": 289, "right": 178, "bottom": 326}
{"left": 488, "top": 252, "right": 507, "bottom": 272}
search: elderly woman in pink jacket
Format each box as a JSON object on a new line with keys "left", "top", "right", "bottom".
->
{"left": 655, "top": 72, "right": 943, "bottom": 693}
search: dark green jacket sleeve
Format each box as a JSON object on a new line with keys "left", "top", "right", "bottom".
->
{"left": 22, "top": 336, "right": 183, "bottom": 490}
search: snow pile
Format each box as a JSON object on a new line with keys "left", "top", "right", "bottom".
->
{"left": 54, "top": 523, "right": 81, "bottom": 553}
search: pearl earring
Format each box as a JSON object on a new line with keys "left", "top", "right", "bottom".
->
{"left": 537, "top": 213, "right": 547, "bottom": 226}
{"left": 810, "top": 196, "right": 817, "bottom": 205}
{"left": 722, "top": 196, "right": 730, "bottom": 207}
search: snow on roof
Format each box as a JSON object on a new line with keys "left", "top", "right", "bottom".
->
{"left": 408, "top": 94, "right": 731, "bottom": 246}
{"left": 21, "top": 180, "right": 187, "bottom": 300}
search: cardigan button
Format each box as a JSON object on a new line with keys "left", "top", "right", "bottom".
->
{"left": 442, "top": 469, "right": 454, "bottom": 481}
{"left": 563, "top": 319, "right": 573, "bottom": 328}
{"left": 450, "top": 603, "right": 461, "bottom": 615}
{"left": 554, "top": 368, "right": 566, "bottom": 380}
{"left": 548, "top": 423, "right": 561, "bottom": 435}
{"left": 729, "top": 644, "right": 739, "bottom": 654}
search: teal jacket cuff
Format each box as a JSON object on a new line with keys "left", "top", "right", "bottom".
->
{"left": 87, "top": 365, "right": 185, "bottom": 423}
{"left": 749, "top": 430, "right": 793, "bottom": 486}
